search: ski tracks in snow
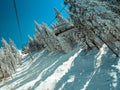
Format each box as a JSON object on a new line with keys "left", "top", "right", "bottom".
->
{"left": 35, "top": 49, "right": 82, "bottom": 90}
{"left": 81, "top": 44, "right": 108, "bottom": 90}
{"left": 58, "top": 75, "right": 75, "bottom": 90}
{"left": 16, "top": 56, "right": 63, "bottom": 90}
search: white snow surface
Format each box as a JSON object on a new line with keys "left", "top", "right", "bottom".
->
{"left": 17, "top": 56, "right": 63, "bottom": 90}
{"left": 35, "top": 49, "right": 82, "bottom": 90}
{"left": 58, "top": 75, "right": 75, "bottom": 90}
{"left": 112, "top": 59, "right": 120, "bottom": 73}
{"left": 81, "top": 44, "right": 108, "bottom": 90}
{"left": 0, "top": 46, "right": 120, "bottom": 90}
{"left": 109, "top": 70, "right": 118, "bottom": 88}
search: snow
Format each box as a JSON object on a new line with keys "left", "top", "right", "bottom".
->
{"left": 94, "top": 44, "right": 108, "bottom": 69}
{"left": 109, "top": 70, "right": 118, "bottom": 88}
{"left": 81, "top": 70, "right": 96, "bottom": 90}
{"left": 112, "top": 59, "right": 120, "bottom": 73}
{"left": 17, "top": 56, "right": 63, "bottom": 90}
{"left": 58, "top": 75, "right": 75, "bottom": 90}
{"left": 67, "top": 75, "right": 75, "bottom": 83}
{"left": 81, "top": 44, "right": 108, "bottom": 90}
{"left": 0, "top": 46, "right": 120, "bottom": 90}
{"left": 35, "top": 49, "right": 82, "bottom": 90}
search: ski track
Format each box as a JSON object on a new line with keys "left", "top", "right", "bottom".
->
{"left": 16, "top": 56, "right": 63, "bottom": 90}
{"left": 58, "top": 75, "right": 75, "bottom": 90}
{"left": 35, "top": 49, "right": 82, "bottom": 90}
{"left": 12, "top": 50, "right": 45, "bottom": 78}
{"left": 81, "top": 44, "right": 108, "bottom": 90}
{"left": 0, "top": 45, "right": 120, "bottom": 90}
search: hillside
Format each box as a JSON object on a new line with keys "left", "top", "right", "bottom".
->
{"left": 0, "top": 45, "right": 120, "bottom": 90}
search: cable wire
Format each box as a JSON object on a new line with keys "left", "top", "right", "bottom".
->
{"left": 13, "top": 0, "right": 22, "bottom": 41}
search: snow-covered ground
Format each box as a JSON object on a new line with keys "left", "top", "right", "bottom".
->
{"left": 0, "top": 46, "right": 120, "bottom": 90}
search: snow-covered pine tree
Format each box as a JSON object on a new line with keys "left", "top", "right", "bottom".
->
{"left": 1, "top": 38, "right": 16, "bottom": 78}
{"left": 54, "top": 8, "right": 68, "bottom": 24}
{"left": 64, "top": 0, "right": 120, "bottom": 56}
{"left": 53, "top": 8, "right": 76, "bottom": 46}
{"left": 34, "top": 29, "right": 46, "bottom": 50}
{"left": 9, "top": 38, "right": 22, "bottom": 65}
{"left": 41, "top": 23, "right": 63, "bottom": 52}
{"left": 0, "top": 48, "right": 9, "bottom": 79}
{"left": 34, "top": 21, "right": 63, "bottom": 52}
{"left": 28, "top": 35, "right": 38, "bottom": 51}
{"left": 98, "top": 0, "right": 120, "bottom": 15}
{"left": 34, "top": 21, "right": 51, "bottom": 51}
{"left": 58, "top": 36, "right": 72, "bottom": 53}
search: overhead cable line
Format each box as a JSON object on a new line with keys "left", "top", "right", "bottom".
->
{"left": 13, "top": 0, "right": 22, "bottom": 41}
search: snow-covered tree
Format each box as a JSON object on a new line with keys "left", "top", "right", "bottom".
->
{"left": 9, "top": 38, "right": 22, "bottom": 65}
{"left": 0, "top": 48, "right": 10, "bottom": 79}
{"left": 34, "top": 21, "right": 63, "bottom": 52}
{"left": 2, "top": 38, "right": 16, "bottom": 71}
{"left": 58, "top": 36, "right": 72, "bottom": 53}
{"left": 28, "top": 35, "right": 37, "bottom": 51}
{"left": 64, "top": 0, "right": 120, "bottom": 56}
{"left": 0, "top": 38, "right": 22, "bottom": 80}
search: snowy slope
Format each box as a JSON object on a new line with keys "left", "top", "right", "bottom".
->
{"left": 0, "top": 45, "right": 120, "bottom": 90}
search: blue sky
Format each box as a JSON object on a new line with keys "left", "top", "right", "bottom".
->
{"left": 0, "top": 0, "right": 68, "bottom": 49}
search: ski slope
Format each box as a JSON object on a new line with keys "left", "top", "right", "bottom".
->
{"left": 0, "top": 45, "right": 120, "bottom": 90}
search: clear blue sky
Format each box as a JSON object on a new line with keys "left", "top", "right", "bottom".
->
{"left": 0, "top": 0, "right": 68, "bottom": 49}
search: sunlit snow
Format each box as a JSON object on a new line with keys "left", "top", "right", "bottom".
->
{"left": 0, "top": 47, "right": 120, "bottom": 90}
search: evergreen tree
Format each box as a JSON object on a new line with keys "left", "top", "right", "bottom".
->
{"left": 9, "top": 38, "right": 22, "bottom": 65}
{"left": 0, "top": 38, "right": 22, "bottom": 80}
{"left": 64, "top": 0, "right": 120, "bottom": 56}
{"left": 1, "top": 38, "right": 16, "bottom": 78}
{"left": 58, "top": 36, "right": 72, "bottom": 53}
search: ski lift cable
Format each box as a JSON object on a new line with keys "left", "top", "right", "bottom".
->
{"left": 13, "top": 0, "right": 23, "bottom": 41}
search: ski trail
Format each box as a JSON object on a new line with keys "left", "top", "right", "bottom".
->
{"left": 58, "top": 75, "right": 75, "bottom": 90}
{"left": 81, "top": 70, "right": 96, "bottom": 90}
{"left": 16, "top": 56, "right": 63, "bottom": 90}
{"left": 95, "top": 44, "right": 108, "bottom": 69}
{"left": 35, "top": 49, "right": 82, "bottom": 90}
{"left": 81, "top": 44, "right": 108, "bottom": 90}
